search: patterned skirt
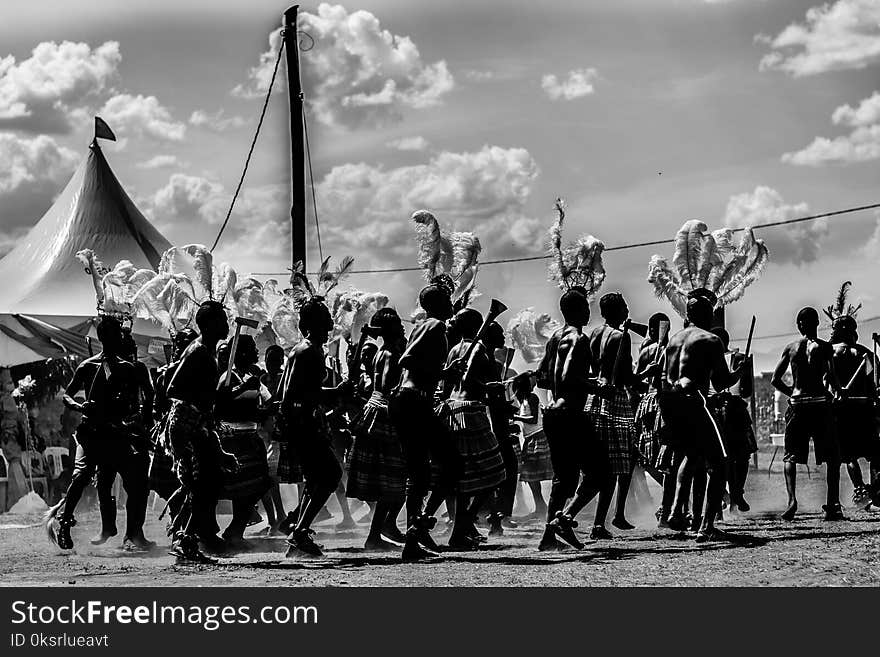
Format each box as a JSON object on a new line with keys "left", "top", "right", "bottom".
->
{"left": 439, "top": 399, "right": 507, "bottom": 495}
{"left": 347, "top": 393, "right": 407, "bottom": 502}
{"left": 148, "top": 417, "right": 179, "bottom": 500}
{"left": 634, "top": 390, "right": 663, "bottom": 470}
{"left": 167, "top": 400, "right": 222, "bottom": 493}
{"left": 272, "top": 412, "right": 304, "bottom": 484}
{"left": 218, "top": 422, "right": 271, "bottom": 500}
{"left": 519, "top": 428, "right": 553, "bottom": 482}
{"left": 585, "top": 389, "right": 636, "bottom": 476}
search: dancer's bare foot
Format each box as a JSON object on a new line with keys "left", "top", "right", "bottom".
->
{"left": 364, "top": 536, "right": 398, "bottom": 552}
{"left": 611, "top": 516, "right": 635, "bottom": 531}
{"left": 781, "top": 500, "right": 798, "bottom": 521}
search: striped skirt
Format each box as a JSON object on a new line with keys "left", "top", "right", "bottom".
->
{"left": 218, "top": 422, "right": 271, "bottom": 500}
{"left": 519, "top": 428, "right": 553, "bottom": 482}
{"left": 440, "top": 399, "right": 507, "bottom": 495}
{"left": 585, "top": 389, "right": 636, "bottom": 476}
{"left": 347, "top": 393, "right": 407, "bottom": 502}
{"left": 634, "top": 390, "right": 663, "bottom": 470}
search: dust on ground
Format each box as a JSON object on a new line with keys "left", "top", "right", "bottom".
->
{"left": 1, "top": 449, "right": 878, "bottom": 587}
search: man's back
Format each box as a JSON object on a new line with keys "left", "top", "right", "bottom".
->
{"left": 665, "top": 325, "right": 724, "bottom": 394}
{"left": 786, "top": 337, "right": 831, "bottom": 398}
{"left": 167, "top": 340, "right": 217, "bottom": 413}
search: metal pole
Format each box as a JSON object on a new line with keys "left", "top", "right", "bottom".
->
{"left": 283, "top": 5, "right": 306, "bottom": 274}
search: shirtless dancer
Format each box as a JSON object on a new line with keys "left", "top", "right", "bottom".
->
{"left": 663, "top": 293, "right": 745, "bottom": 542}
{"left": 771, "top": 307, "right": 843, "bottom": 521}
{"left": 389, "top": 281, "right": 463, "bottom": 561}
{"left": 535, "top": 287, "right": 608, "bottom": 550}
{"left": 280, "top": 298, "right": 349, "bottom": 558}
{"left": 166, "top": 301, "right": 238, "bottom": 561}
{"left": 830, "top": 316, "right": 880, "bottom": 509}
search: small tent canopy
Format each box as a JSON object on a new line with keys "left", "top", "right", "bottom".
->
{"left": 0, "top": 139, "right": 171, "bottom": 317}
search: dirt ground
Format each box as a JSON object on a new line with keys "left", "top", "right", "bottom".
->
{"left": 1, "top": 449, "right": 879, "bottom": 587}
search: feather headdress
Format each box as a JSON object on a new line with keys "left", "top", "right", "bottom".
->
{"left": 331, "top": 289, "right": 390, "bottom": 342}
{"left": 75, "top": 250, "right": 151, "bottom": 324}
{"left": 823, "top": 281, "right": 861, "bottom": 323}
{"left": 546, "top": 198, "right": 606, "bottom": 298}
{"left": 508, "top": 308, "right": 562, "bottom": 364}
{"left": 287, "top": 256, "right": 355, "bottom": 307}
{"left": 412, "top": 210, "right": 483, "bottom": 303}
{"left": 647, "top": 219, "right": 769, "bottom": 318}
{"left": 75, "top": 249, "right": 110, "bottom": 311}
{"left": 233, "top": 277, "right": 270, "bottom": 328}
{"left": 130, "top": 273, "right": 198, "bottom": 333}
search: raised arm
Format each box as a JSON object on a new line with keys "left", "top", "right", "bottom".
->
{"left": 62, "top": 364, "right": 91, "bottom": 413}
{"left": 710, "top": 338, "right": 744, "bottom": 393}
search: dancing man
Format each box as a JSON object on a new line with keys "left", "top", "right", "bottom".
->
{"left": 47, "top": 316, "right": 150, "bottom": 552}
{"left": 389, "top": 280, "right": 463, "bottom": 561}
{"left": 771, "top": 307, "right": 843, "bottom": 521}
{"left": 662, "top": 292, "right": 745, "bottom": 542}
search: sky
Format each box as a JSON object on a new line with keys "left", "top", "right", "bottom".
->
{"left": 1, "top": 0, "right": 879, "bottom": 370}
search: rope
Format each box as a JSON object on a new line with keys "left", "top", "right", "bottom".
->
{"left": 251, "top": 200, "right": 880, "bottom": 275}
{"left": 210, "top": 39, "right": 286, "bottom": 253}
{"left": 303, "top": 103, "right": 323, "bottom": 262}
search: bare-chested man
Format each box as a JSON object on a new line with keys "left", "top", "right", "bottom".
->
{"left": 662, "top": 294, "right": 745, "bottom": 542}
{"left": 279, "top": 298, "right": 349, "bottom": 558}
{"left": 47, "top": 316, "right": 148, "bottom": 552}
{"left": 771, "top": 307, "right": 843, "bottom": 521}
{"left": 830, "top": 316, "right": 880, "bottom": 509}
{"left": 389, "top": 282, "right": 464, "bottom": 561}
{"left": 535, "top": 287, "right": 608, "bottom": 551}
{"left": 166, "top": 301, "right": 238, "bottom": 562}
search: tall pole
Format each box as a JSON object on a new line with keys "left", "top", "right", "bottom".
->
{"left": 283, "top": 5, "right": 306, "bottom": 273}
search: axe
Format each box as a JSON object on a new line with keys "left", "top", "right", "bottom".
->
{"left": 224, "top": 316, "right": 260, "bottom": 387}
{"left": 460, "top": 299, "right": 508, "bottom": 380}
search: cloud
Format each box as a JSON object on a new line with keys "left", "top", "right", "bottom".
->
{"left": 0, "top": 132, "right": 78, "bottom": 251}
{"left": 232, "top": 3, "right": 454, "bottom": 129}
{"left": 313, "top": 145, "right": 543, "bottom": 264}
{"left": 861, "top": 210, "right": 880, "bottom": 256}
{"left": 464, "top": 70, "right": 495, "bottom": 82}
{"left": 782, "top": 90, "right": 880, "bottom": 165}
{"left": 137, "top": 154, "right": 180, "bottom": 170}
{"left": 0, "top": 40, "right": 120, "bottom": 133}
{"left": 97, "top": 93, "right": 185, "bottom": 142}
{"left": 147, "top": 145, "right": 544, "bottom": 269}
{"left": 189, "top": 109, "right": 247, "bottom": 132}
{"left": 386, "top": 136, "right": 429, "bottom": 151}
{"left": 541, "top": 68, "right": 599, "bottom": 101}
{"left": 722, "top": 186, "right": 825, "bottom": 264}
{"left": 758, "top": 0, "right": 880, "bottom": 76}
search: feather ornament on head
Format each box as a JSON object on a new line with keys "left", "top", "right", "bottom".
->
{"left": 331, "top": 288, "right": 390, "bottom": 342}
{"left": 546, "top": 198, "right": 606, "bottom": 298}
{"left": 823, "top": 281, "right": 861, "bottom": 324}
{"left": 233, "top": 277, "right": 270, "bottom": 328}
{"left": 508, "top": 308, "right": 562, "bottom": 364}
{"left": 647, "top": 219, "right": 769, "bottom": 318}
{"left": 76, "top": 250, "right": 148, "bottom": 324}
{"left": 412, "top": 210, "right": 483, "bottom": 304}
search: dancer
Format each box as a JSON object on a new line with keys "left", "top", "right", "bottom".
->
{"left": 389, "top": 279, "right": 463, "bottom": 561}
{"left": 709, "top": 327, "right": 757, "bottom": 513}
{"left": 662, "top": 292, "right": 746, "bottom": 542}
{"left": 348, "top": 309, "right": 408, "bottom": 550}
{"left": 166, "top": 301, "right": 238, "bottom": 562}
{"left": 439, "top": 309, "right": 507, "bottom": 549}
{"left": 512, "top": 372, "right": 552, "bottom": 521}
{"left": 258, "top": 345, "right": 287, "bottom": 535}
{"left": 535, "top": 287, "right": 608, "bottom": 550}
{"left": 634, "top": 312, "right": 669, "bottom": 485}
{"left": 829, "top": 316, "right": 879, "bottom": 508}
{"left": 90, "top": 329, "right": 154, "bottom": 548}
{"left": 280, "top": 297, "right": 348, "bottom": 558}
{"left": 771, "top": 307, "right": 843, "bottom": 521}
{"left": 47, "top": 316, "right": 150, "bottom": 551}
{"left": 214, "top": 334, "right": 272, "bottom": 550}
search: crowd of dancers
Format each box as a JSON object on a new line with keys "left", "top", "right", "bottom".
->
{"left": 43, "top": 273, "right": 880, "bottom": 563}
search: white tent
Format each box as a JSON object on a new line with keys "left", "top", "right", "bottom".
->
{"left": 0, "top": 139, "right": 173, "bottom": 366}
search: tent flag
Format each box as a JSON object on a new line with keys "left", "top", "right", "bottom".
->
{"left": 94, "top": 116, "right": 116, "bottom": 142}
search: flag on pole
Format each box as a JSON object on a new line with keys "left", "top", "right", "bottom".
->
{"left": 94, "top": 116, "right": 117, "bottom": 142}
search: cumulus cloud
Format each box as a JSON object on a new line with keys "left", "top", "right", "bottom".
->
{"left": 0, "top": 132, "right": 79, "bottom": 252}
{"left": 758, "top": 0, "right": 880, "bottom": 76}
{"left": 147, "top": 145, "right": 544, "bottom": 268}
{"left": 232, "top": 3, "right": 454, "bottom": 129}
{"left": 386, "top": 136, "right": 430, "bottom": 151}
{"left": 541, "top": 68, "right": 599, "bottom": 101}
{"left": 97, "top": 93, "right": 185, "bottom": 142}
{"left": 0, "top": 40, "right": 120, "bottom": 133}
{"left": 782, "top": 91, "right": 880, "bottom": 165}
{"left": 189, "top": 109, "right": 247, "bottom": 132}
{"left": 137, "top": 154, "right": 180, "bottom": 170}
{"left": 722, "top": 186, "right": 825, "bottom": 264}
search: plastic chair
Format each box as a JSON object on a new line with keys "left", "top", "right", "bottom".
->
{"left": 43, "top": 446, "right": 69, "bottom": 480}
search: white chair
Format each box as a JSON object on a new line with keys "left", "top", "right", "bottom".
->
{"left": 43, "top": 446, "right": 69, "bottom": 480}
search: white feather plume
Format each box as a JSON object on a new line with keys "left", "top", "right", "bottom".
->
{"left": 546, "top": 198, "right": 606, "bottom": 297}
{"left": 508, "top": 308, "right": 561, "bottom": 364}
{"left": 412, "top": 210, "right": 454, "bottom": 280}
